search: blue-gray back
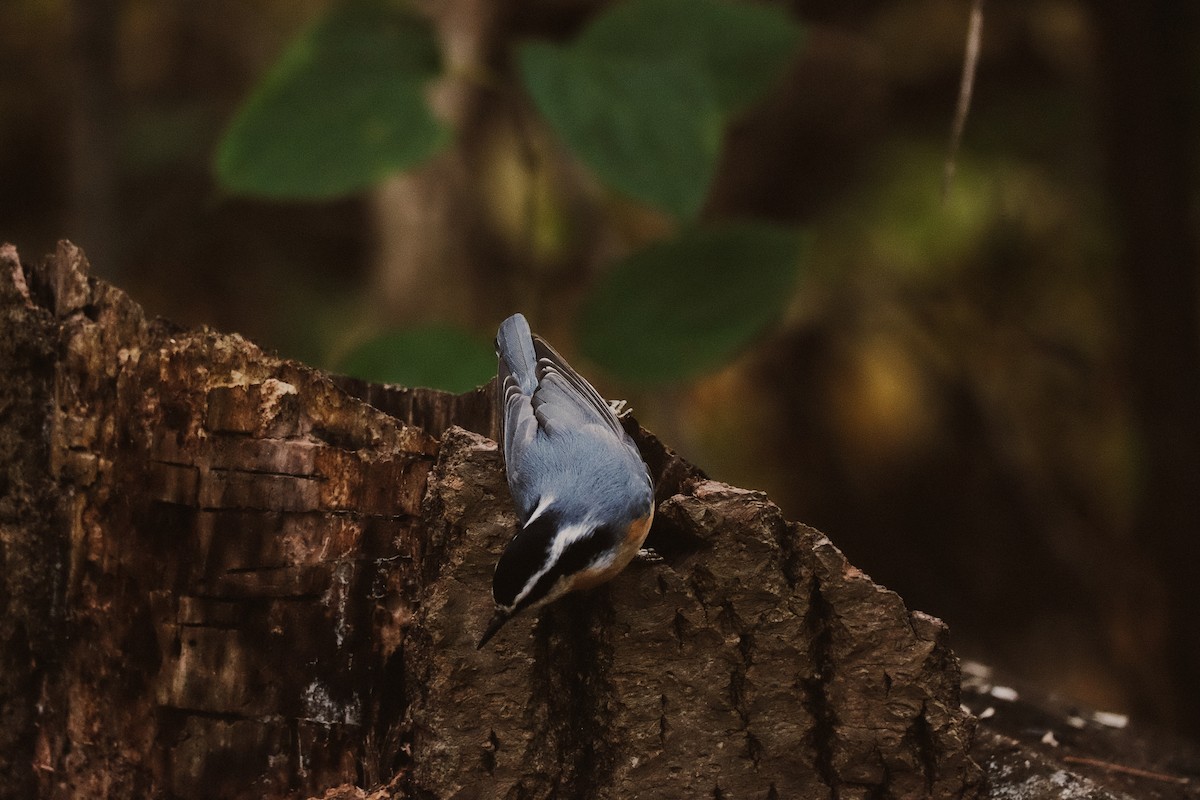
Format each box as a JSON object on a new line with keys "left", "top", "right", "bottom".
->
{"left": 495, "top": 313, "right": 652, "bottom": 524}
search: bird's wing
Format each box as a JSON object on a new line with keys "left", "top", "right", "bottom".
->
{"left": 495, "top": 314, "right": 649, "bottom": 517}
{"left": 496, "top": 313, "right": 537, "bottom": 395}
{"left": 495, "top": 314, "right": 543, "bottom": 516}
{"left": 529, "top": 334, "right": 624, "bottom": 438}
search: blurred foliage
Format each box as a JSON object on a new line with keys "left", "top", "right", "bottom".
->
{"left": 214, "top": 0, "right": 806, "bottom": 389}
{"left": 579, "top": 223, "right": 805, "bottom": 383}
{"left": 338, "top": 325, "right": 495, "bottom": 391}
{"left": 216, "top": 0, "right": 447, "bottom": 199}
{"left": 519, "top": 0, "right": 801, "bottom": 219}
{"left": 518, "top": 41, "right": 722, "bottom": 220}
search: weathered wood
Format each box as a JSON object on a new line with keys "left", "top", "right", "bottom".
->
{"left": 0, "top": 244, "right": 61, "bottom": 800}
{"left": 406, "top": 430, "right": 980, "bottom": 798}
{"left": 0, "top": 241, "right": 983, "bottom": 798}
{"left": 7, "top": 242, "right": 441, "bottom": 798}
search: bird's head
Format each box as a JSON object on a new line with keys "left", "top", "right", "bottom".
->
{"left": 476, "top": 508, "right": 618, "bottom": 648}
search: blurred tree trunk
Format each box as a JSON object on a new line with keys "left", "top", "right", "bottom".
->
{"left": 368, "top": 0, "right": 505, "bottom": 328}
{"left": 1092, "top": 0, "right": 1200, "bottom": 735}
{"left": 366, "top": 0, "right": 625, "bottom": 335}
{"left": 0, "top": 242, "right": 981, "bottom": 799}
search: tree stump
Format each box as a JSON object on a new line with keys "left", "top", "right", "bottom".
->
{"left": 0, "top": 241, "right": 981, "bottom": 798}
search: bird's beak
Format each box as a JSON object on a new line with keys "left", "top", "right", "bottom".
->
{"left": 476, "top": 608, "right": 511, "bottom": 649}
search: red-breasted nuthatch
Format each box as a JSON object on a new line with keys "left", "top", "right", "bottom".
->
{"left": 477, "top": 313, "right": 655, "bottom": 648}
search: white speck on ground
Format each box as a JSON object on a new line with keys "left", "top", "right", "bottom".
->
{"left": 1092, "top": 710, "right": 1129, "bottom": 729}
{"left": 991, "top": 684, "right": 1019, "bottom": 701}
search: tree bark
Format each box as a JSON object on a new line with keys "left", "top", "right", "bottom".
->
{"left": 0, "top": 242, "right": 985, "bottom": 797}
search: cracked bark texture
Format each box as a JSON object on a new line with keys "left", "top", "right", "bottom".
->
{"left": 409, "top": 433, "right": 980, "bottom": 799}
{"left": 0, "top": 241, "right": 981, "bottom": 798}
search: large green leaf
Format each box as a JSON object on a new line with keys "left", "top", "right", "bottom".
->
{"left": 339, "top": 326, "right": 495, "bottom": 392}
{"left": 518, "top": 43, "right": 722, "bottom": 220}
{"left": 578, "top": 0, "right": 803, "bottom": 116}
{"left": 216, "top": 1, "right": 448, "bottom": 199}
{"left": 578, "top": 224, "right": 805, "bottom": 384}
{"left": 517, "top": 0, "right": 803, "bottom": 218}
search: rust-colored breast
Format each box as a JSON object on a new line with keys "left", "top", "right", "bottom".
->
{"left": 571, "top": 508, "right": 655, "bottom": 591}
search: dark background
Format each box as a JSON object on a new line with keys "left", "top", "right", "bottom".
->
{"left": 3, "top": 0, "right": 1198, "bottom": 737}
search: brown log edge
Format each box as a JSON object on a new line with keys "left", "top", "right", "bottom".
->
{"left": 36, "top": 239, "right": 1200, "bottom": 797}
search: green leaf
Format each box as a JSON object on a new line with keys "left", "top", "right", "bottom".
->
{"left": 216, "top": 1, "right": 449, "bottom": 199}
{"left": 578, "top": 223, "right": 805, "bottom": 384}
{"left": 578, "top": 0, "right": 803, "bottom": 116}
{"left": 339, "top": 326, "right": 495, "bottom": 392}
{"left": 517, "top": 0, "right": 803, "bottom": 218}
{"left": 518, "top": 42, "right": 722, "bottom": 219}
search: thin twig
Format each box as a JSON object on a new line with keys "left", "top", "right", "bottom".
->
{"left": 943, "top": 0, "right": 984, "bottom": 202}
{"left": 1062, "top": 755, "right": 1192, "bottom": 786}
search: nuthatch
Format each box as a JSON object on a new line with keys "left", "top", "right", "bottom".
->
{"left": 477, "top": 313, "right": 655, "bottom": 648}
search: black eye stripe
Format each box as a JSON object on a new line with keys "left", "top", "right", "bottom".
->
{"left": 510, "top": 525, "right": 619, "bottom": 614}
{"left": 492, "top": 512, "right": 559, "bottom": 607}
{"left": 560, "top": 527, "right": 615, "bottom": 573}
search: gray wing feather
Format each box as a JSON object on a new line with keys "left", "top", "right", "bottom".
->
{"left": 503, "top": 393, "right": 540, "bottom": 518}
{"left": 531, "top": 335, "right": 624, "bottom": 436}
{"left": 496, "top": 315, "right": 543, "bottom": 517}
{"left": 495, "top": 313, "right": 650, "bottom": 519}
{"left": 496, "top": 314, "right": 537, "bottom": 394}
{"left": 529, "top": 338, "right": 648, "bottom": 488}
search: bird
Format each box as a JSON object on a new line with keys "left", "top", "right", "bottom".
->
{"left": 477, "top": 313, "right": 655, "bottom": 648}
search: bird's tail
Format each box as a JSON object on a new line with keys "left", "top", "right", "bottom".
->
{"left": 496, "top": 313, "right": 538, "bottom": 395}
